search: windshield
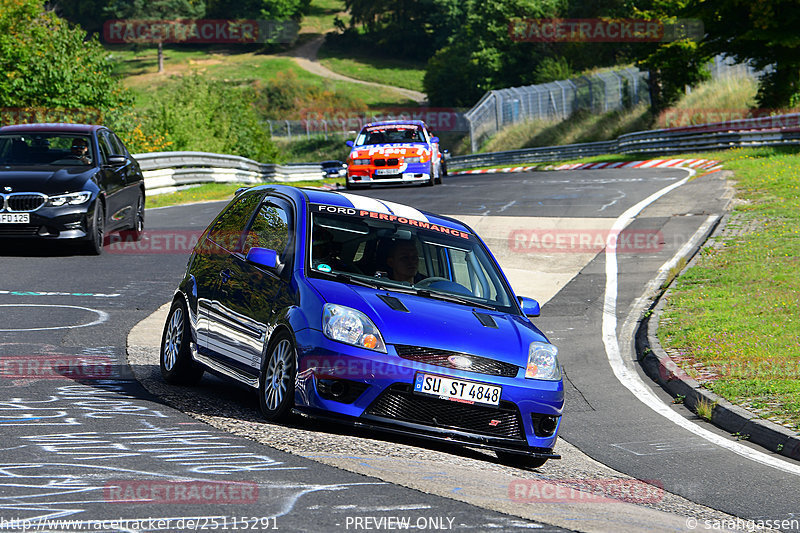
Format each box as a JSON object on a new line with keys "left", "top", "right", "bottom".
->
{"left": 354, "top": 125, "right": 425, "bottom": 146}
{"left": 307, "top": 206, "right": 517, "bottom": 313}
{"left": 0, "top": 133, "right": 94, "bottom": 167}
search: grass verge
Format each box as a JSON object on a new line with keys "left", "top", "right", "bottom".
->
{"left": 656, "top": 146, "right": 800, "bottom": 433}
{"left": 146, "top": 179, "right": 343, "bottom": 209}
{"left": 317, "top": 44, "right": 426, "bottom": 92}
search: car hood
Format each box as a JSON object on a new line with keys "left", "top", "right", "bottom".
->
{"left": 308, "top": 278, "right": 548, "bottom": 367}
{"left": 0, "top": 166, "right": 95, "bottom": 195}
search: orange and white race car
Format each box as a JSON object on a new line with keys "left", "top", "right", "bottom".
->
{"left": 345, "top": 120, "right": 443, "bottom": 189}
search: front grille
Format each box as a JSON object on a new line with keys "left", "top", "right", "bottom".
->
{"left": 366, "top": 384, "right": 524, "bottom": 440}
{"left": 374, "top": 158, "right": 386, "bottom": 166}
{"left": 0, "top": 195, "right": 4, "bottom": 210}
{"left": 387, "top": 158, "right": 399, "bottom": 166}
{"left": 5, "top": 193, "right": 46, "bottom": 212}
{"left": 394, "top": 345, "right": 520, "bottom": 378}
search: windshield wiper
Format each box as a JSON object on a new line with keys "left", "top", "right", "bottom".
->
{"left": 413, "top": 288, "right": 496, "bottom": 310}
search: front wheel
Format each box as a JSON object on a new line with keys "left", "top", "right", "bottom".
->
{"left": 259, "top": 333, "right": 297, "bottom": 421}
{"left": 495, "top": 450, "right": 548, "bottom": 469}
{"left": 129, "top": 191, "right": 145, "bottom": 241}
{"left": 160, "top": 299, "right": 204, "bottom": 385}
{"left": 84, "top": 201, "right": 105, "bottom": 255}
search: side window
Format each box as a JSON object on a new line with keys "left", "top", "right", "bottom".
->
{"left": 109, "top": 133, "right": 127, "bottom": 156}
{"left": 207, "top": 192, "right": 264, "bottom": 253}
{"left": 97, "top": 132, "right": 113, "bottom": 164}
{"left": 242, "top": 200, "right": 291, "bottom": 257}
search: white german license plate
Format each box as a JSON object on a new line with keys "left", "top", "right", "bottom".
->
{"left": 0, "top": 213, "right": 29, "bottom": 224}
{"left": 374, "top": 168, "right": 399, "bottom": 175}
{"left": 414, "top": 372, "right": 501, "bottom": 406}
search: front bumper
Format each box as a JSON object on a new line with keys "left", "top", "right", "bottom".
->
{"left": 0, "top": 205, "right": 91, "bottom": 239}
{"left": 293, "top": 329, "right": 564, "bottom": 453}
{"left": 347, "top": 162, "right": 430, "bottom": 185}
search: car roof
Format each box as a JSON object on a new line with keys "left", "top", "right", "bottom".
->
{"left": 0, "top": 123, "right": 103, "bottom": 134}
{"left": 259, "top": 185, "right": 473, "bottom": 235}
{"left": 362, "top": 120, "right": 427, "bottom": 129}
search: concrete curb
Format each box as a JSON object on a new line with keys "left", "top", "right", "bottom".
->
{"left": 636, "top": 215, "right": 800, "bottom": 462}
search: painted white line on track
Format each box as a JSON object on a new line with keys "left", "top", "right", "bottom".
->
{"left": 603, "top": 169, "right": 800, "bottom": 476}
{"left": 0, "top": 290, "right": 120, "bottom": 298}
{"left": 0, "top": 304, "right": 109, "bottom": 332}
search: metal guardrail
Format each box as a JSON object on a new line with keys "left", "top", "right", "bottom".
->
{"left": 134, "top": 113, "right": 800, "bottom": 190}
{"left": 448, "top": 114, "right": 800, "bottom": 171}
{"left": 132, "top": 151, "right": 325, "bottom": 194}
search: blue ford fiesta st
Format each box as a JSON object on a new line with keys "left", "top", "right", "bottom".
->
{"left": 161, "top": 185, "right": 563, "bottom": 467}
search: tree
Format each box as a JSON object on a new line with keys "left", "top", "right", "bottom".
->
{"left": 48, "top": 0, "right": 112, "bottom": 35}
{"left": 688, "top": 0, "right": 800, "bottom": 108}
{"left": 104, "top": 0, "right": 206, "bottom": 73}
{"left": 0, "top": 0, "right": 131, "bottom": 114}
{"left": 423, "top": 0, "right": 563, "bottom": 106}
{"left": 206, "top": 0, "right": 310, "bottom": 21}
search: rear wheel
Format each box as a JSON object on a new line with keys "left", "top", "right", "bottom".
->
{"left": 495, "top": 450, "right": 548, "bottom": 469}
{"left": 424, "top": 164, "right": 435, "bottom": 186}
{"left": 259, "top": 333, "right": 297, "bottom": 421}
{"left": 160, "top": 299, "right": 204, "bottom": 385}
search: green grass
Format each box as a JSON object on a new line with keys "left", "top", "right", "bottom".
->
{"left": 274, "top": 136, "right": 351, "bottom": 163}
{"left": 317, "top": 45, "right": 427, "bottom": 92}
{"left": 146, "top": 178, "right": 344, "bottom": 209}
{"left": 110, "top": 48, "right": 415, "bottom": 109}
{"left": 301, "top": 0, "right": 347, "bottom": 35}
{"left": 657, "top": 146, "right": 800, "bottom": 433}
{"left": 480, "top": 104, "right": 653, "bottom": 153}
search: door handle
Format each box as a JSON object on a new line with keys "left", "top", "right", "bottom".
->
{"left": 219, "top": 269, "right": 232, "bottom": 283}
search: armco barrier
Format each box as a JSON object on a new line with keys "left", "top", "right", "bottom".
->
{"left": 134, "top": 113, "right": 800, "bottom": 191}
{"left": 448, "top": 112, "right": 800, "bottom": 171}
{"left": 132, "top": 151, "right": 325, "bottom": 195}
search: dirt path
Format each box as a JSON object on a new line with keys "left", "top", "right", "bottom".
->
{"left": 281, "top": 35, "right": 427, "bottom": 104}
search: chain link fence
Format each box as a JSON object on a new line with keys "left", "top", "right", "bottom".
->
{"left": 464, "top": 55, "right": 764, "bottom": 153}
{"left": 464, "top": 67, "right": 650, "bottom": 152}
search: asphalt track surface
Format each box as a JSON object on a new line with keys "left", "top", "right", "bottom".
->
{"left": 1, "top": 169, "right": 798, "bottom": 531}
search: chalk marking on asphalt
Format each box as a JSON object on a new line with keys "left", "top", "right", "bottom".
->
{"left": 0, "top": 290, "right": 120, "bottom": 298}
{"left": 603, "top": 169, "right": 800, "bottom": 476}
{"left": 0, "top": 304, "right": 109, "bottom": 332}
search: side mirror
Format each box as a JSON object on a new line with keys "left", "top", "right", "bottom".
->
{"left": 346, "top": 141, "right": 354, "bottom": 148}
{"left": 246, "top": 247, "right": 279, "bottom": 269}
{"left": 106, "top": 155, "right": 127, "bottom": 166}
{"left": 430, "top": 136, "right": 439, "bottom": 144}
{"left": 518, "top": 296, "right": 540, "bottom": 317}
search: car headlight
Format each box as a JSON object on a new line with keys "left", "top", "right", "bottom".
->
{"left": 525, "top": 342, "right": 561, "bottom": 380}
{"left": 351, "top": 159, "right": 370, "bottom": 165}
{"left": 404, "top": 157, "right": 422, "bottom": 164}
{"left": 322, "top": 303, "right": 386, "bottom": 353}
{"left": 49, "top": 192, "right": 92, "bottom": 207}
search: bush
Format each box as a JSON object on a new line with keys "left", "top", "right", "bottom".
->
{"left": 128, "top": 74, "right": 279, "bottom": 162}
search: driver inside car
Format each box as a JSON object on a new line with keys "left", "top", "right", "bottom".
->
{"left": 386, "top": 239, "right": 425, "bottom": 284}
{"left": 70, "top": 138, "right": 91, "bottom": 164}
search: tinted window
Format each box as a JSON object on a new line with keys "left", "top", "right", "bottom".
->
{"left": 0, "top": 133, "right": 94, "bottom": 166}
{"left": 108, "top": 132, "right": 127, "bottom": 155}
{"left": 97, "top": 132, "right": 114, "bottom": 164}
{"left": 242, "top": 201, "right": 291, "bottom": 256}
{"left": 207, "top": 192, "right": 264, "bottom": 253}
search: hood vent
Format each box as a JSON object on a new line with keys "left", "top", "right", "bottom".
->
{"left": 377, "top": 294, "right": 409, "bottom": 312}
{"left": 473, "top": 311, "right": 497, "bottom": 328}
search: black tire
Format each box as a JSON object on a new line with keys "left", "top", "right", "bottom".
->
{"left": 258, "top": 332, "right": 297, "bottom": 421}
{"left": 84, "top": 201, "right": 105, "bottom": 255}
{"left": 495, "top": 450, "right": 548, "bottom": 469}
{"left": 129, "top": 191, "right": 145, "bottom": 242}
{"left": 424, "top": 163, "right": 435, "bottom": 186}
{"left": 160, "top": 299, "right": 204, "bottom": 385}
